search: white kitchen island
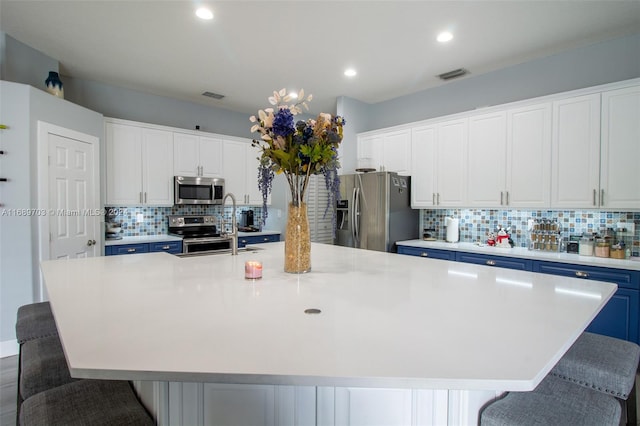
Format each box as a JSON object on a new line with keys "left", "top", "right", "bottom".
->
{"left": 40, "top": 242, "right": 616, "bottom": 425}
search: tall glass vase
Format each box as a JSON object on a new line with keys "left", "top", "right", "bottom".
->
{"left": 284, "top": 202, "right": 311, "bottom": 273}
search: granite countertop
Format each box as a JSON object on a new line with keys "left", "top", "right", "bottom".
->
{"left": 41, "top": 242, "right": 615, "bottom": 391}
{"left": 104, "top": 230, "right": 281, "bottom": 246}
{"left": 396, "top": 239, "right": 640, "bottom": 271}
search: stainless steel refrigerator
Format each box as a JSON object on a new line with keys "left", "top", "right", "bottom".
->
{"left": 335, "top": 172, "right": 419, "bottom": 252}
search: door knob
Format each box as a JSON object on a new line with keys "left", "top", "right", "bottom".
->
{"left": 87, "top": 239, "right": 96, "bottom": 246}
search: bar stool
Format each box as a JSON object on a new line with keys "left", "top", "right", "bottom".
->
{"left": 19, "top": 334, "right": 76, "bottom": 400}
{"left": 550, "top": 332, "right": 639, "bottom": 424}
{"left": 480, "top": 374, "right": 621, "bottom": 425}
{"left": 15, "top": 302, "right": 61, "bottom": 421}
{"left": 19, "top": 379, "right": 155, "bottom": 425}
{"left": 15, "top": 302, "right": 58, "bottom": 343}
{"left": 481, "top": 332, "right": 640, "bottom": 425}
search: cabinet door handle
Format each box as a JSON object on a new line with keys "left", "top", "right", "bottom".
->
{"left": 500, "top": 192, "right": 504, "bottom": 205}
{"left": 575, "top": 271, "right": 589, "bottom": 278}
{"left": 420, "top": 252, "right": 429, "bottom": 257}
{"left": 162, "top": 245, "right": 170, "bottom": 250}
{"left": 600, "top": 189, "right": 604, "bottom": 207}
{"left": 486, "top": 260, "right": 496, "bottom": 266}
{"left": 432, "top": 193, "right": 436, "bottom": 205}
{"left": 506, "top": 192, "right": 509, "bottom": 205}
{"left": 437, "top": 193, "right": 440, "bottom": 205}
{"left": 593, "top": 189, "right": 597, "bottom": 206}
{"left": 127, "top": 248, "right": 136, "bottom": 253}
{"left": 140, "top": 192, "right": 143, "bottom": 203}
{"left": 87, "top": 239, "right": 96, "bottom": 246}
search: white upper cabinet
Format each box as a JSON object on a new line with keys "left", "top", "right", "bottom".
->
{"left": 357, "top": 129, "right": 411, "bottom": 174}
{"left": 467, "top": 111, "right": 507, "bottom": 207}
{"left": 600, "top": 85, "right": 640, "bottom": 209}
{"left": 505, "top": 103, "right": 551, "bottom": 208}
{"left": 173, "top": 132, "right": 223, "bottom": 178}
{"left": 411, "top": 119, "right": 467, "bottom": 208}
{"left": 382, "top": 130, "right": 412, "bottom": 175}
{"left": 466, "top": 104, "right": 551, "bottom": 209}
{"left": 551, "top": 94, "right": 602, "bottom": 208}
{"left": 222, "top": 137, "right": 264, "bottom": 206}
{"left": 410, "top": 125, "right": 436, "bottom": 208}
{"left": 356, "top": 134, "right": 382, "bottom": 170}
{"left": 106, "top": 121, "right": 174, "bottom": 206}
{"left": 435, "top": 118, "right": 468, "bottom": 207}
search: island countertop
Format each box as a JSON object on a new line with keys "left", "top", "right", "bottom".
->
{"left": 41, "top": 242, "right": 616, "bottom": 391}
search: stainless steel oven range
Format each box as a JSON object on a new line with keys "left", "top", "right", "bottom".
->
{"left": 168, "top": 215, "right": 233, "bottom": 256}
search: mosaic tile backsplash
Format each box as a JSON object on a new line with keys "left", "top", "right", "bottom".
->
{"left": 108, "top": 205, "right": 639, "bottom": 257}
{"left": 421, "top": 209, "right": 640, "bottom": 256}
{"left": 106, "top": 205, "right": 263, "bottom": 236}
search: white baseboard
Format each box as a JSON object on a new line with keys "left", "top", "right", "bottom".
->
{"left": 1, "top": 339, "right": 19, "bottom": 358}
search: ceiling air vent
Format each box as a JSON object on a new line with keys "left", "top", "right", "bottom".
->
{"left": 438, "top": 68, "right": 469, "bottom": 81}
{"left": 202, "top": 91, "right": 225, "bottom": 100}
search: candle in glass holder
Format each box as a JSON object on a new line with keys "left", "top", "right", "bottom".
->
{"left": 245, "top": 261, "right": 263, "bottom": 280}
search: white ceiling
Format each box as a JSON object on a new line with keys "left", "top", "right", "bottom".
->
{"left": 2, "top": 1, "right": 639, "bottom": 116}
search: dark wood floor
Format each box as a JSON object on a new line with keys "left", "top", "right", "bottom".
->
{"left": 0, "top": 353, "right": 638, "bottom": 425}
{"left": 0, "top": 355, "right": 17, "bottom": 426}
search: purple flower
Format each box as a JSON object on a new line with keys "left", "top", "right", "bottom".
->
{"left": 272, "top": 109, "right": 295, "bottom": 138}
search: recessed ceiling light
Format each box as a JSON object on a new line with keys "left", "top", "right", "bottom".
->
{"left": 289, "top": 92, "right": 298, "bottom": 99}
{"left": 437, "top": 31, "right": 453, "bottom": 43}
{"left": 196, "top": 7, "right": 213, "bottom": 20}
{"left": 344, "top": 68, "right": 357, "bottom": 77}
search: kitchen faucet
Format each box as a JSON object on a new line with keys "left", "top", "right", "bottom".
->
{"left": 222, "top": 193, "right": 238, "bottom": 255}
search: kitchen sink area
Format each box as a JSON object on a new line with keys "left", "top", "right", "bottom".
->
{"left": 175, "top": 246, "right": 264, "bottom": 258}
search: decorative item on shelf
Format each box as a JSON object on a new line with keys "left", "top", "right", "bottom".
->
{"left": 45, "top": 71, "right": 64, "bottom": 98}
{"left": 528, "top": 218, "right": 560, "bottom": 252}
{"left": 495, "top": 226, "right": 512, "bottom": 249}
{"left": 486, "top": 231, "right": 496, "bottom": 246}
{"left": 250, "top": 89, "right": 346, "bottom": 273}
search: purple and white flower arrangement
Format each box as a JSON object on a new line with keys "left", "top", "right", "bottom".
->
{"left": 250, "top": 89, "right": 346, "bottom": 230}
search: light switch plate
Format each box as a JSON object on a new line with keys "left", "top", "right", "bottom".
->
{"left": 616, "top": 222, "right": 635, "bottom": 235}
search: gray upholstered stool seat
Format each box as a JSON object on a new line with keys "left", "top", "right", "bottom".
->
{"left": 19, "top": 379, "right": 154, "bottom": 426}
{"left": 19, "top": 334, "right": 75, "bottom": 400}
{"left": 15, "top": 302, "right": 58, "bottom": 344}
{"left": 550, "top": 331, "right": 640, "bottom": 399}
{"left": 480, "top": 374, "right": 621, "bottom": 426}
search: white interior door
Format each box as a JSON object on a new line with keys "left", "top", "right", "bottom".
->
{"left": 41, "top": 123, "right": 99, "bottom": 261}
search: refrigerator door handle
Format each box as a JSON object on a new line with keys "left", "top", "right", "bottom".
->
{"left": 352, "top": 187, "right": 360, "bottom": 245}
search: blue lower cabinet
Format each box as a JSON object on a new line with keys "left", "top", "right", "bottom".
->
{"left": 534, "top": 261, "right": 639, "bottom": 344}
{"left": 149, "top": 241, "right": 182, "bottom": 254}
{"left": 456, "top": 252, "right": 533, "bottom": 271}
{"left": 397, "top": 246, "right": 456, "bottom": 261}
{"left": 106, "top": 243, "right": 149, "bottom": 256}
{"left": 106, "top": 240, "right": 182, "bottom": 256}
{"left": 238, "top": 234, "right": 280, "bottom": 248}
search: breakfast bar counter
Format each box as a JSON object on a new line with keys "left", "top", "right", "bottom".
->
{"left": 40, "top": 242, "right": 617, "bottom": 425}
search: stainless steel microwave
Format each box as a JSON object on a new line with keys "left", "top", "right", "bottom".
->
{"left": 174, "top": 176, "right": 224, "bottom": 205}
